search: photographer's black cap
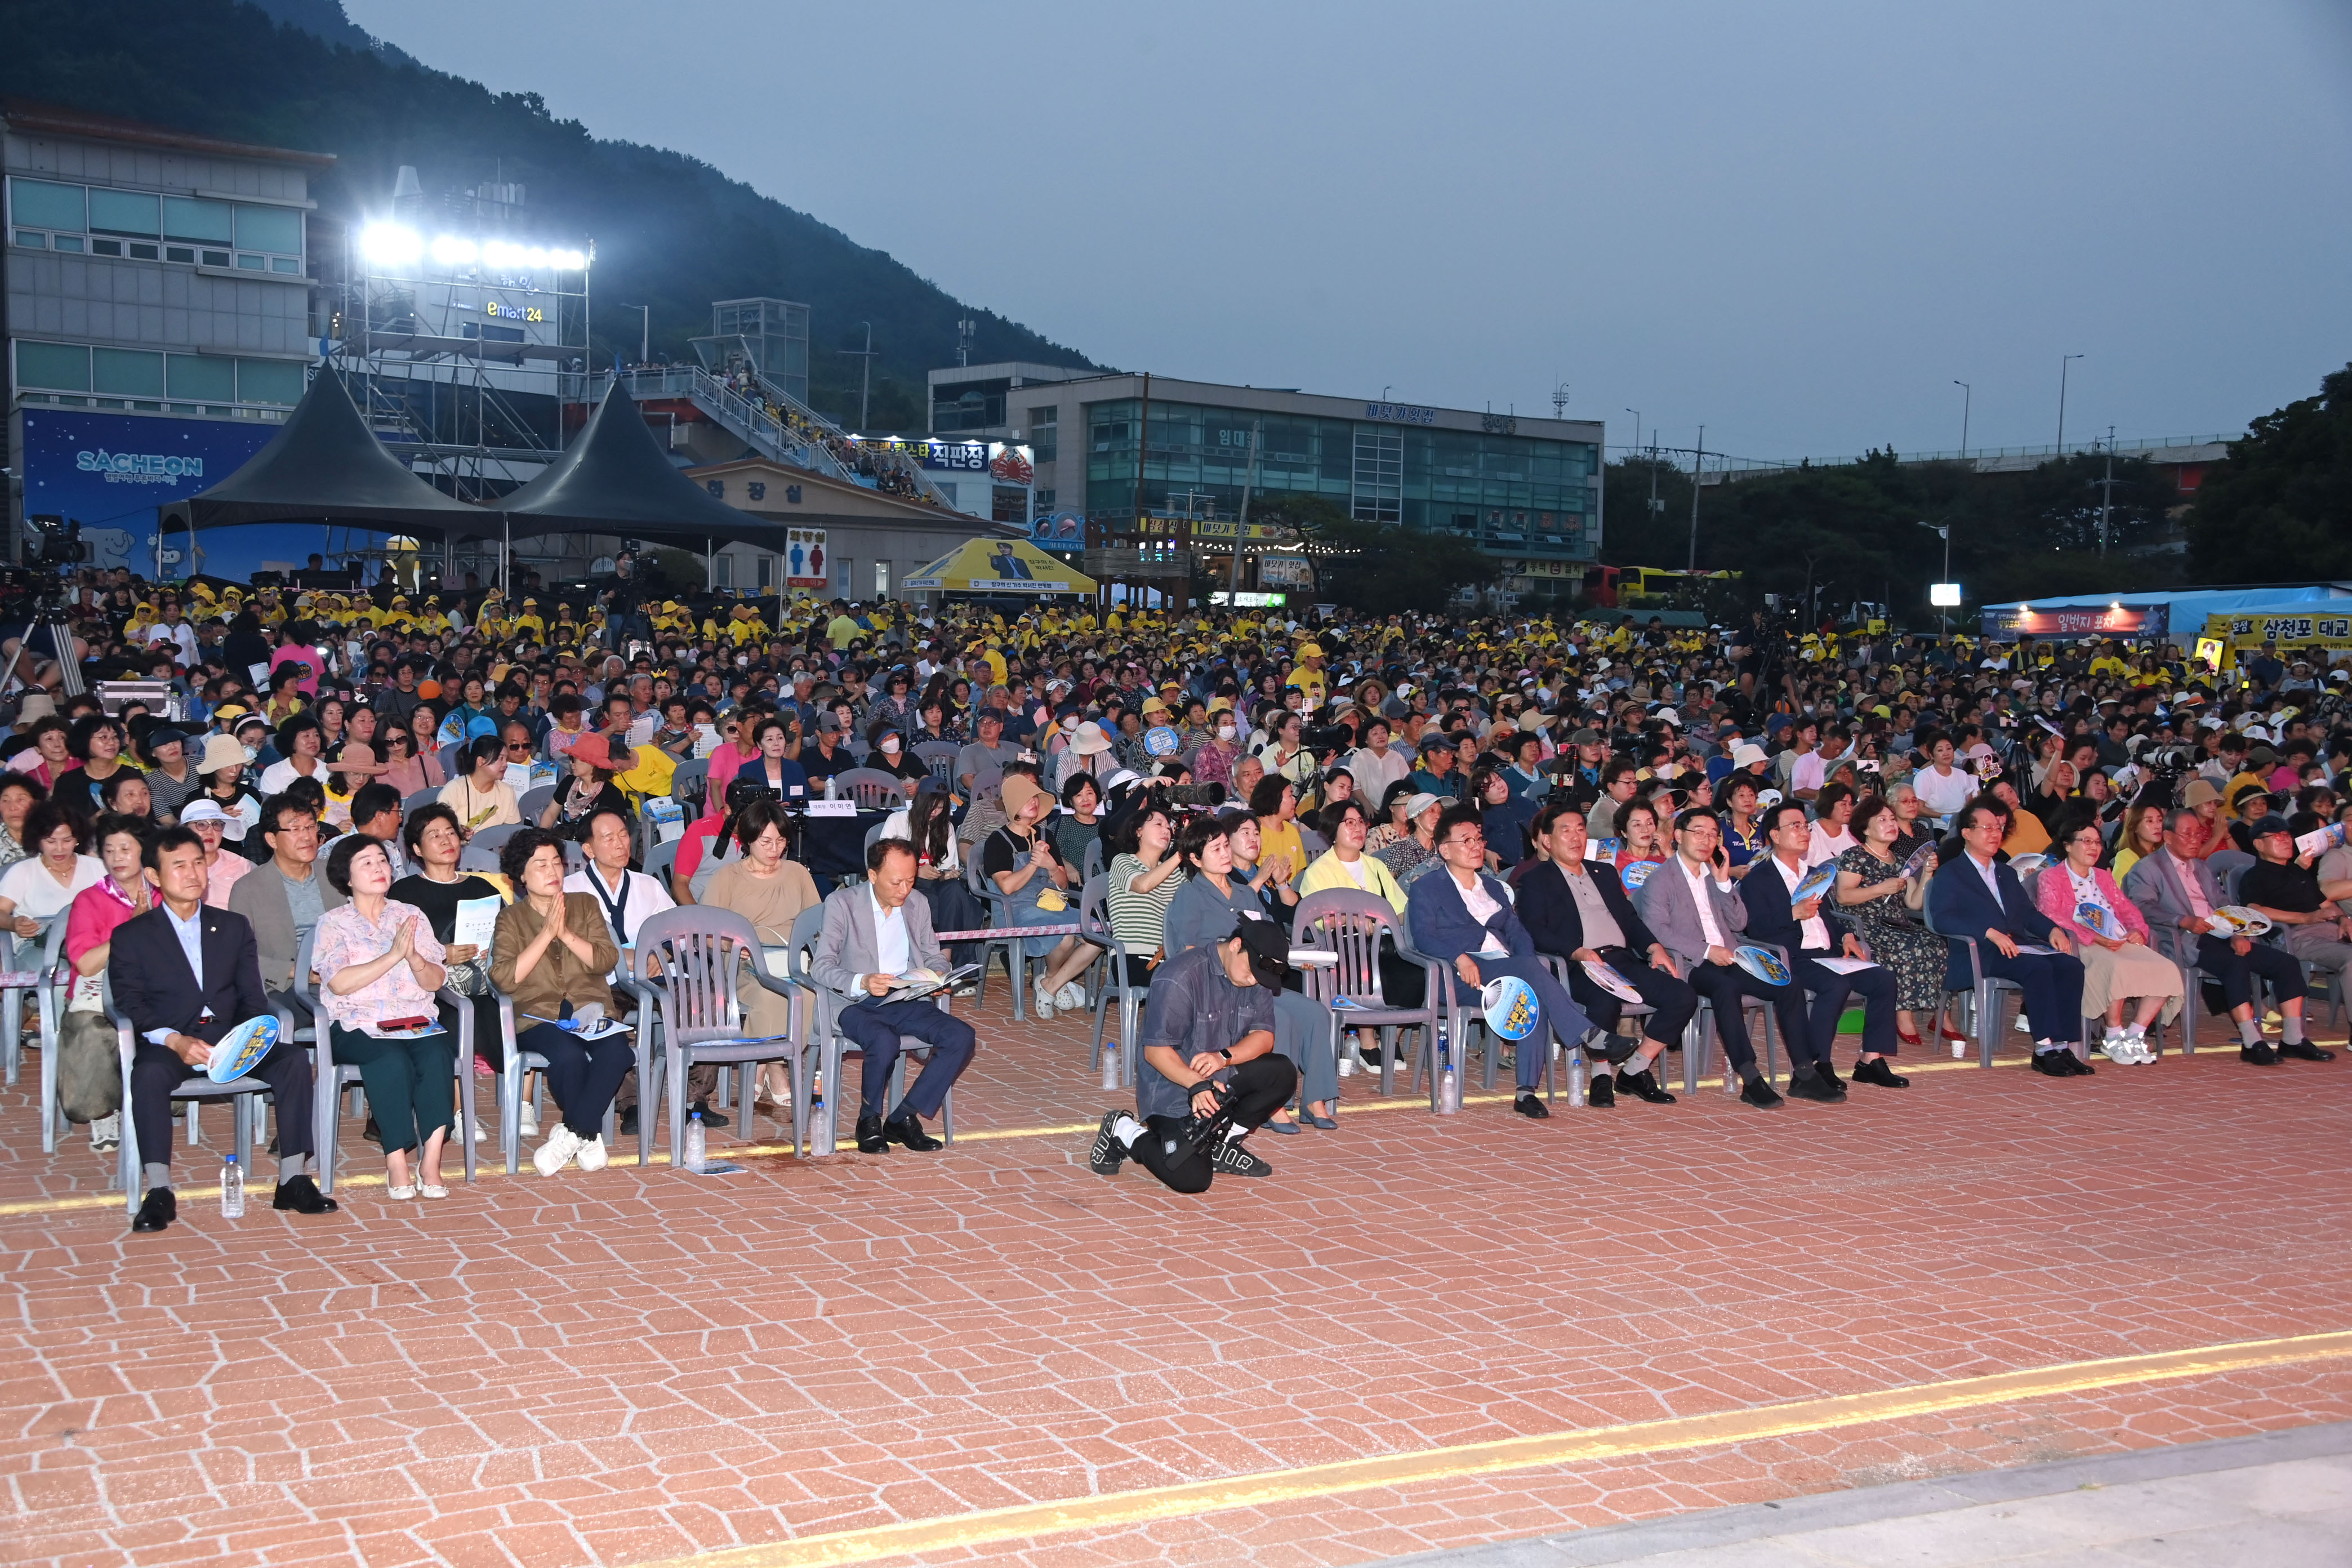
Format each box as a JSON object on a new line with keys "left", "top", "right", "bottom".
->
{"left": 1231, "top": 917, "right": 1290, "bottom": 989}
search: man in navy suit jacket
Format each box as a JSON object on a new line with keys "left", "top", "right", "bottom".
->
{"left": 1925, "top": 798, "right": 2090, "bottom": 1075}
{"left": 1512, "top": 800, "right": 1691, "bottom": 1106}
{"left": 1743, "top": 802, "right": 1904, "bottom": 1094}
{"left": 112, "top": 827, "right": 337, "bottom": 1233}
{"left": 1407, "top": 805, "right": 1637, "bottom": 1119}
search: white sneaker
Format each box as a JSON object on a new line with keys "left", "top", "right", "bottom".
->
{"left": 1057, "top": 981, "right": 1085, "bottom": 1012}
{"left": 2012, "top": 1013, "right": 2032, "bottom": 1034}
{"left": 532, "top": 1125, "right": 583, "bottom": 1177}
{"left": 469, "top": 1115, "right": 487, "bottom": 1144}
{"left": 89, "top": 1111, "right": 120, "bottom": 1152}
{"left": 575, "top": 1134, "right": 609, "bottom": 1173}
{"left": 2099, "top": 1031, "right": 2133, "bottom": 1064}
{"left": 517, "top": 1099, "right": 540, "bottom": 1136}
{"left": 1032, "top": 982, "right": 1054, "bottom": 1019}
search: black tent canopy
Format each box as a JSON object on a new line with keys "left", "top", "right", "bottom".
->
{"left": 500, "top": 382, "right": 784, "bottom": 548}
{"left": 168, "top": 370, "right": 493, "bottom": 536}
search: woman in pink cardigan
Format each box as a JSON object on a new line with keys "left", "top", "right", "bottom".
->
{"left": 2037, "top": 818, "right": 2184, "bottom": 1063}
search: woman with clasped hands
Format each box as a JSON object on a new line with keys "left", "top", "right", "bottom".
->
{"left": 311, "top": 835, "right": 455, "bottom": 1200}
{"left": 492, "top": 827, "right": 629, "bottom": 1178}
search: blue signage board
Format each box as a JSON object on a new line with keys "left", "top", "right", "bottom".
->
{"left": 18, "top": 407, "right": 391, "bottom": 580}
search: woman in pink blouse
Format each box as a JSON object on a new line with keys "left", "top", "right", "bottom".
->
{"left": 313, "top": 835, "right": 454, "bottom": 1200}
{"left": 63, "top": 813, "right": 153, "bottom": 1014}
{"left": 2035, "top": 818, "right": 2184, "bottom": 1061}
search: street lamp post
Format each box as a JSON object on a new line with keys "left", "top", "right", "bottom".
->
{"left": 1952, "top": 380, "right": 1971, "bottom": 462}
{"left": 620, "top": 302, "right": 649, "bottom": 363}
{"left": 1918, "top": 519, "right": 1952, "bottom": 640}
{"left": 2056, "top": 354, "right": 2083, "bottom": 454}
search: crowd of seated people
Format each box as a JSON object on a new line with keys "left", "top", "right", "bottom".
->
{"left": 15, "top": 568, "right": 2352, "bottom": 1223}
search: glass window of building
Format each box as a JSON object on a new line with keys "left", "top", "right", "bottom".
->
{"left": 235, "top": 358, "right": 305, "bottom": 406}
{"left": 16, "top": 340, "right": 91, "bottom": 393}
{"left": 93, "top": 348, "right": 166, "bottom": 398}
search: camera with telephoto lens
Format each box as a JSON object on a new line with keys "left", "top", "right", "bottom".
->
{"left": 1164, "top": 783, "right": 1228, "bottom": 809}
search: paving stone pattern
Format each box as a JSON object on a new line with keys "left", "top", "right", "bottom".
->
{"left": 1, "top": 999, "right": 2346, "bottom": 1568}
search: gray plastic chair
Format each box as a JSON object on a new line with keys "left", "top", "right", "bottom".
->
{"left": 965, "top": 855, "right": 1037, "bottom": 1021}
{"left": 403, "top": 788, "right": 444, "bottom": 817}
{"left": 108, "top": 974, "right": 273, "bottom": 1213}
{"left": 832, "top": 768, "right": 909, "bottom": 811}
{"left": 670, "top": 758, "right": 711, "bottom": 813}
{"left": 1924, "top": 905, "right": 2029, "bottom": 1067}
{"left": 1536, "top": 948, "right": 1654, "bottom": 1107}
{"left": 1079, "top": 873, "right": 1148, "bottom": 1087}
{"left": 517, "top": 784, "right": 558, "bottom": 824}
{"left": 458, "top": 844, "right": 502, "bottom": 875}
{"left": 1, "top": 917, "right": 58, "bottom": 1087}
{"left": 913, "top": 741, "right": 960, "bottom": 783}
{"left": 470, "top": 822, "right": 525, "bottom": 857}
{"left": 628, "top": 907, "right": 808, "bottom": 1162}
{"left": 33, "top": 916, "right": 78, "bottom": 1152}
{"left": 1290, "top": 889, "right": 1442, "bottom": 1099}
{"left": 781, "top": 902, "right": 956, "bottom": 1156}
{"left": 644, "top": 837, "right": 682, "bottom": 898}
{"left": 296, "top": 927, "right": 479, "bottom": 1192}
{"left": 483, "top": 977, "right": 621, "bottom": 1175}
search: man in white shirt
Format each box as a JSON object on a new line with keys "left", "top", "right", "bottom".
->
{"left": 564, "top": 806, "right": 706, "bottom": 1133}
{"left": 1629, "top": 810, "right": 1805, "bottom": 1110}
{"left": 1751, "top": 803, "right": 1903, "bottom": 1098}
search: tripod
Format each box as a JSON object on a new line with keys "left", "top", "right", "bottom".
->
{"left": 0, "top": 605, "right": 87, "bottom": 719}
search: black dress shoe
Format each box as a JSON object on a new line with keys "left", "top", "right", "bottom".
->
{"left": 131, "top": 1188, "right": 176, "bottom": 1234}
{"left": 1740, "top": 1076, "right": 1785, "bottom": 1110}
{"left": 1588, "top": 1031, "right": 1643, "bottom": 1066}
{"left": 1615, "top": 1067, "right": 1677, "bottom": 1104}
{"left": 1586, "top": 1073, "right": 1617, "bottom": 1108}
{"left": 1785, "top": 1066, "right": 1843, "bottom": 1103}
{"left": 689, "top": 1100, "right": 730, "bottom": 1129}
{"left": 363, "top": 1115, "right": 382, "bottom": 1143}
{"left": 854, "top": 1115, "right": 889, "bottom": 1153}
{"left": 617, "top": 1107, "right": 639, "bottom": 1137}
{"left": 2278, "top": 1040, "right": 2335, "bottom": 1062}
{"left": 1513, "top": 1092, "right": 1551, "bottom": 1120}
{"left": 1851, "top": 1057, "right": 1910, "bottom": 1088}
{"left": 2031, "top": 1050, "right": 2078, "bottom": 1077}
{"left": 884, "top": 1115, "right": 943, "bottom": 1151}
{"left": 1812, "top": 1060, "right": 1846, "bottom": 1094}
{"left": 271, "top": 1175, "right": 339, "bottom": 1214}
{"left": 2241, "top": 1042, "right": 2283, "bottom": 1066}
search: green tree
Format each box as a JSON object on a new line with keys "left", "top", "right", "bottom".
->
{"left": 2185, "top": 363, "right": 2352, "bottom": 581}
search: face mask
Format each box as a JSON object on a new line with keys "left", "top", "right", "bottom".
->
{"left": 1217, "top": 724, "right": 1236, "bottom": 740}
{"left": 242, "top": 744, "right": 259, "bottom": 762}
{"left": 880, "top": 737, "right": 901, "bottom": 753}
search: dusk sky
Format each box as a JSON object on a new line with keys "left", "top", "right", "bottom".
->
{"left": 349, "top": 0, "right": 2352, "bottom": 464}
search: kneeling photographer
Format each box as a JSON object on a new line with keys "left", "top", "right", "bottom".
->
{"left": 1086, "top": 919, "right": 1298, "bottom": 1191}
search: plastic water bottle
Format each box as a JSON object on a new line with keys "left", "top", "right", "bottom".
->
{"left": 684, "top": 1111, "right": 707, "bottom": 1174}
{"left": 1435, "top": 1019, "right": 1460, "bottom": 1114}
{"left": 1101, "top": 1046, "right": 1120, "bottom": 1090}
{"left": 1565, "top": 1052, "right": 1587, "bottom": 1108}
{"left": 220, "top": 1154, "right": 244, "bottom": 1218}
{"left": 1724, "top": 1055, "right": 1743, "bottom": 1097}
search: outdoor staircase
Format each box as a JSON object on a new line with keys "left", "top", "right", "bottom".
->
{"left": 612, "top": 364, "right": 965, "bottom": 512}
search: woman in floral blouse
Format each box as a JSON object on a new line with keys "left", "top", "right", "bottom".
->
{"left": 313, "top": 835, "right": 453, "bottom": 1200}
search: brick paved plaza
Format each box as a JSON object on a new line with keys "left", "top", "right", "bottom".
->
{"left": 3, "top": 1001, "right": 2348, "bottom": 1568}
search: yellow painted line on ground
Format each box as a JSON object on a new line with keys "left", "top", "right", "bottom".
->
{"left": 630, "top": 1329, "right": 2352, "bottom": 1568}
{"left": 6, "top": 1041, "right": 2327, "bottom": 1220}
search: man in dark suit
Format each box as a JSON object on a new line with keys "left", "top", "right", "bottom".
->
{"left": 1926, "top": 797, "right": 2088, "bottom": 1076}
{"left": 1741, "top": 802, "right": 1905, "bottom": 1094}
{"left": 1513, "top": 799, "right": 1689, "bottom": 1106}
{"left": 113, "top": 827, "right": 338, "bottom": 1233}
{"left": 1406, "top": 805, "right": 1638, "bottom": 1119}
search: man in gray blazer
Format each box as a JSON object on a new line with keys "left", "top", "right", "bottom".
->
{"left": 812, "top": 836, "right": 979, "bottom": 1152}
{"left": 227, "top": 794, "right": 348, "bottom": 1001}
{"left": 2122, "top": 806, "right": 2318, "bottom": 1063}
{"left": 1631, "top": 809, "right": 1810, "bottom": 1108}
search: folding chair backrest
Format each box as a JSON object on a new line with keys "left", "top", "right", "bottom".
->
{"left": 1293, "top": 888, "right": 1401, "bottom": 1004}
{"left": 471, "top": 822, "right": 523, "bottom": 856}
{"left": 517, "top": 785, "right": 556, "bottom": 823}
{"left": 403, "top": 788, "right": 443, "bottom": 817}
{"left": 671, "top": 759, "right": 711, "bottom": 812}
{"left": 834, "top": 768, "right": 908, "bottom": 810}
{"left": 1083, "top": 838, "right": 1104, "bottom": 886}
{"left": 1079, "top": 873, "right": 1112, "bottom": 946}
{"left": 644, "top": 836, "right": 681, "bottom": 888}
{"left": 914, "top": 741, "right": 959, "bottom": 781}
{"left": 632, "top": 906, "right": 756, "bottom": 1046}
{"left": 292, "top": 927, "right": 319, "bottom": 1015}
{"left": 783, "top": 903, "right": 828, "bottom": 993}
{"left": 458, "top": 843, "right": 501, "bottom": 874}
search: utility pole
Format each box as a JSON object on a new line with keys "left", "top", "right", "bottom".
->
{"left": 1687, "top": 425, "right": 1704, "bottom": 569}
{"left": 837, "top": 323, "right": 876, "bottom": 429}
{"left": 1917, "top": 520, "right": 1952, "bottom": 640}
{"left": 1624, "top": 408, "right": 1641, "bottom": 456}
{"left": 1953, "top": 380, "right": 1971, "bottom": 461}
{"left": 2095, "top": 424, "right": 2119, "bottom": 557}
{"left": 1231, "top": 420, "right": 1260, "bottom": 603}
{"left": 2056, "top": 353, "right": 2083, "bottom": 453}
